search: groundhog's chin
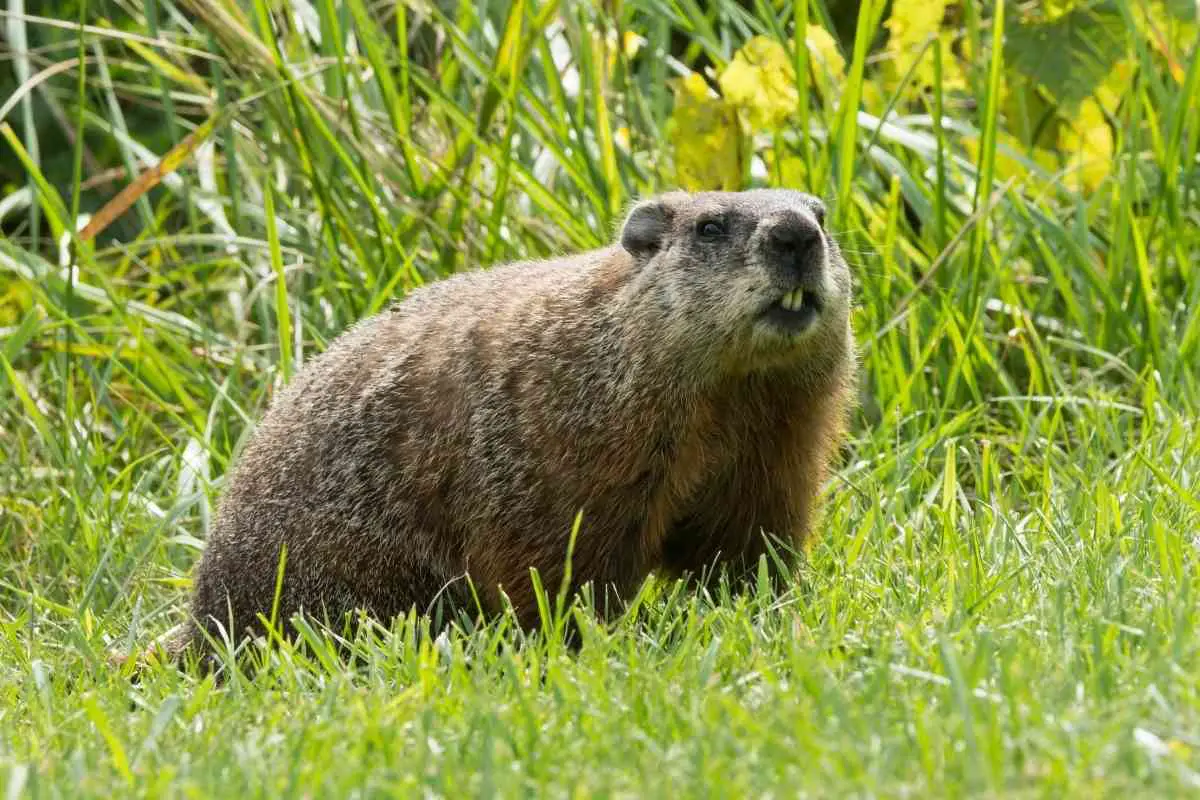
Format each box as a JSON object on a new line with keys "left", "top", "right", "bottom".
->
{"left": 740, "top": 289, "right": 849, "bottom": 368}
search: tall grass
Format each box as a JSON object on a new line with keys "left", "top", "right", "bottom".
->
{"left": 2, "top": 0, "right": 1199, "bottom": 795}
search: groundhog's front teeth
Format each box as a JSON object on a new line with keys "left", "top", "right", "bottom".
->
{"left": 780, "top": 289, "right": 803, "bottom": 311}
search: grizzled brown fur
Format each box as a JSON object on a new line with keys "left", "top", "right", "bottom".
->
{"left": 175, "top": 189, "right": 857, "bottom": 657}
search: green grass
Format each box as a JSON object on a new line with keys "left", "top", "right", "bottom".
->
{"left": 2, "top": 0, "right": 1200, "bottom": 795}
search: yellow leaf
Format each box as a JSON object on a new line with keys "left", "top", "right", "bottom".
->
{"left": 604, "top": 30, "right": 644, "bottom": 77}
{"left": 1059, "top": 98, "right": 1112, "bottom": 192}
{"left": 667, "top": 73, "right": 744, "bottom": 191}
{"left": 763, "top": 150, "right": 807, "bottom": 186}
{"left": 79, "top": 108, "right": 229, "bottom": 242}
{"left": 1044, "top": 0, "right": 1082, "bottom": 22}
{"left": 717, "top": 36, "right": 798, "bottom": 130}
{"left": 804, "top": 24, "right": 845, "bottom": 80}
{"left": 860, "top": 79, "right": 882, "bottom": 113}
{"left": 885, "top": 0, "right": 946, "bottom": 55}
{"left": 121, "top": 36, "right": 210, "bottom": 94}
{"left": 1096, "top": 60, "right": 1134, "bottom": 113}
{"left": 1132, "top": 2, "right": 1192, "bottom": 82}
{"left": 929, "top": 32, "right": 968, "bottom": 92}
{"left": 0, "top": 280, "right": 32, "bottom": 326}
{"left": 963, "top": 129, "right": 1057, "bottom": 184}
{"left": 884, "top": 0, "right": 966, "bottom": 96}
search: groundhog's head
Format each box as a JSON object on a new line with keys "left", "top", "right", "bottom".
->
{"left": 619, "top": 189, "right": 854, "bottom": 378}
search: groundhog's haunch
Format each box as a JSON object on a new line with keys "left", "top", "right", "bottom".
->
{"left": 179, "top": 189, "right": 857, "bottom": 655}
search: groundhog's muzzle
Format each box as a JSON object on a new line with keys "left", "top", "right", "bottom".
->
{"left": 758, "top": 208, "right": 829, "bottom": 336}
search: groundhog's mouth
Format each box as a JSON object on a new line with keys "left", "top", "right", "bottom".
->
{"left": 763, "top": 288, "right": 823, "bottom": 335}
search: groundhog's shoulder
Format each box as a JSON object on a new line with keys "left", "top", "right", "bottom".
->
{"left": 268, "top": 245, "right": 628, "bottom": 405}
{"left": 325, "top": 244, "right": 629, "bottom": 362}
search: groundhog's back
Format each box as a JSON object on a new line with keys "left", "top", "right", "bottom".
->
{"left": 187, "top": 247, "right": 668, "bottom": 643}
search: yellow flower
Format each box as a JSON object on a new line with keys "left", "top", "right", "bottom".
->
{"left": 1059, "top": 98, "right": 1112, "bottom": 192}
{"left": 666, "top": 73, "right": 744, "bottom": 190}
{"left": 621, "top": 30, "right": 642, "bottom": 59}
{"left": 615, "top": 126, "right": 631, "bottom": 151}
{"left": 717, "top": 36, "right": 799, "bottom": 130}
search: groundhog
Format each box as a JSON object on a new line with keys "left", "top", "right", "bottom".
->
{"left": 172, "top": 188, "right": 857, "bottom": 659}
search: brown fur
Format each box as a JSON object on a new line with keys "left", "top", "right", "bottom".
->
{"left": 171, "top": 189, "right": 857, "bottom": 658}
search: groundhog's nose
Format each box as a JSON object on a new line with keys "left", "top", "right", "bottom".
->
{"left": 765, "top": 211, "right": 825, "bottom": 286}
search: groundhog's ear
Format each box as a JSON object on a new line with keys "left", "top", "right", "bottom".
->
{"left": 620, "top": 201, "right": 671, "bottom": 259}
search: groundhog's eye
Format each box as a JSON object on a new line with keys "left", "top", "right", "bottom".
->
{"left": 697, "top": 219, "right": 726, "bottom": 239}
{"left": 811, "top": 202, "right": 827, "bottom": 229}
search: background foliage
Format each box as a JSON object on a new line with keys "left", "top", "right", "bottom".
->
{"left": 2, "top": 0, "right": 1199, "bottom": 795}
